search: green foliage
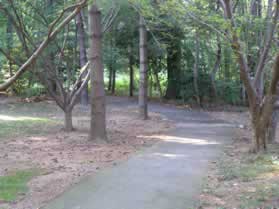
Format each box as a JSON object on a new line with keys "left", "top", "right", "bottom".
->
{"left": 216, "top": 80, "right": 242, "bottom": 104}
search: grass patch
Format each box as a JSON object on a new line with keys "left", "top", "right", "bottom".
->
{"left": 240, "top": 182, "right": 279, "bottom": 208}
{"left": 0, "top": 115, "right": 58, "bottom": 139}
{"left": 0, "top": 170, "right": 36, "bottom": 202}
{"left": 218, "top": 153, "right": 279, "bottom": 182}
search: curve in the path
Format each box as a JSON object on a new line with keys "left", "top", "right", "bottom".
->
{"left": 43, "top": 97, "right": 235, "bottom": 209}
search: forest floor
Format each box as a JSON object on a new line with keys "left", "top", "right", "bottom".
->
{"left": 0, "top": 96, "right": 171, "bottom": 209}
{"left": 199, "top": 110, "right": 279, "bottom": 208}
{"left": 1, "top": 96, "right": 279, "bottom": 209}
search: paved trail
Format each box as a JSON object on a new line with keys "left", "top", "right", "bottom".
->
{"left": 44, "top": 97, "right": 235, "bottom": 209}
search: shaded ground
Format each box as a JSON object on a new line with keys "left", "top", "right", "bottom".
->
{"left": 43, "top": 97, "right": 235, "bottom": 209}
{"left": 0, "top": 96, "right": 171, "bottom": 209}
{"left": 199, "top": 110, "right": 279, "bottom": 208}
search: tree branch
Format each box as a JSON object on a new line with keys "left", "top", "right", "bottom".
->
{"left": 0, "top": 0, "right": 87, "bottom": 91}
{"left": 254, "top": 0, "right": 279, "bottom": 86}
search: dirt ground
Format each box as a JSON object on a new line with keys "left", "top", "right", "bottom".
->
{"left": 0, "top": 97, "right": 172, "bottom": 209}
{"left": 199, "top": 109, "right": 279, "bottom": 208}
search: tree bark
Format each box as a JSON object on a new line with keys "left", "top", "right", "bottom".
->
{"left": 210, "top": 36, "right": 221, "bottom": 100}
{"left": 165, "top": 32, "right": 182, "bottom": 100}
{"left": 89, "top": 4, "right": 107, "bottom": 141}
{"left": 139, "top": 16, "right": 148, "bottom": 119}
{"left": 193, "top": 32, "right": 201, "bottom": 105}
{"left": 6, "top": 15, "right": 13, "bottom": 77}
{"left": 129, "top": 47, "right": 134, "bottom": 97}
{"left": 108, "top": 63, "right": 112, "bottom": 91}
{"left": 111, "top": 65, "right": 116, "bottom": 95}
{"left": 64, "top": 108, "right": 73, "bottom": 132}
{"left": 149, "top": 72, "right": 153, "bottom": 98}
{"left": 76, "top": 10, "right": 89, "bottom": 106}
{"left": 267, "top": 109, "right": 278, "bottom": 143}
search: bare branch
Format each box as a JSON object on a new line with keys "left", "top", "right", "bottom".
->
{"left": 0, "top": 0, "right": 87, "bottom": 91}
{"left": 102, "top": 6, "right": 120, "bottom": 33}
{"left": 223, "top": 0, "right": 257, "bottom": 107}
{"left": 70, "top": 69, "right": 90, "bottom": 109}
{"left": 70, "top": 62, "right": 90, "bottom": 98}
{"left": 254, "top": 0, "right": 279, "bottom": 86}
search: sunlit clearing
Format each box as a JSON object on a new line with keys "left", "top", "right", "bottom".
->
{"left": 0, "top": 115, "right": 48, "bottom": 122}
{"left": 153, "top": 153, "right": 187, "bottom": 159}
{"left": 29, "top": 136, "right": 48, "bottom": 141}
{"left": 176, "top": 123, "right": 235, "bottom": 128}
{"left": 139, "top": 135, "right": 220, "bottom": 145}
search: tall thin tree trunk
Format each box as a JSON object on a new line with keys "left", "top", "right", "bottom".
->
{"left": 89, "top": 4, "right": 107, "bottom": 141}
{"left": 129, "top": 46, "right": 134, "bottom": 97}
{"left": 139, "top": 16, "right": 148, "bottom": 119}
{"left": 193, "top": 32, "right": 200, "bottom": 105}
{"left": 155, "top": 58, "right": 163, "bottom": 99}
{"left": 7, "top": 16, "right": 13, "bottom": 77}
{"left": 108, "top": 64, "right": 112, "bottom": 91}
{"left": 210, "top": 36, "right": 221, "bottom": 100}
{"left": 108, "top": 37, "right": 114, "bottom": 92}
{"left": 149, "top": 71, "right": 153, "bottom": 98}
{"left": 111, "top": 65, "right": 116, "bottom": 95}
{"left": 76, "top": 11, "right": 89, "bottom": 106}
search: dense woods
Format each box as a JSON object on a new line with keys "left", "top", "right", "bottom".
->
{"left": 0, "top": 0, "right": 278, "bottom": 149}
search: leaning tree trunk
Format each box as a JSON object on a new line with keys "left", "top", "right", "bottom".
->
{"left": 139, "top": 15, "right": 148, "bottom": 120}
{"left": 76, "top": 11, "right": 89, "bottom": 106}
{"left": 88, "top": 4, "right": 107, "bottom": 141}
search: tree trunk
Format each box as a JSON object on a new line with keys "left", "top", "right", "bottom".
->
{"left": 111, "top": 65, "right": 116, "bottom": 95}
{"left": 108, "top": 63, "right": 112, "bottom": 91}
{"left": 89, "top": 4, "right": 107, "bottom": 141}
{"left": 6, "top": 15, "right": 13, "bottom": 77}
{"left": 155, "top": 59, "right": 163, "bottom": 99}
{"left": 193, "top": 32, "right": 200, "bottom": 105}
{"left": 165, "top": 33, "right": 182, "bottom": 100}
{"left": 267, "top": 109, "right": 278, "bottom": 143}
{"left": 76, "top": 11, "right": 89, "bottom": 106}
{"left": 139, "top": 16, "right": 148, "bottom": 120}
{"left": 149, "top": 72, "right": 153, "bottom": 98}
{"left": 129, "top": 50, "right": 134, "bottom": 97}
{"left": 64, "top": 108, "right": 73, "bottom": 132}
{"left": 210, "top": 36, "right": 221, "bottom": 100}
